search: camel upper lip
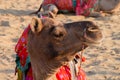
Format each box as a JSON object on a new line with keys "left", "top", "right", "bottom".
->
{"left": 74, "top": 31, "right": 102, "bottom": 44}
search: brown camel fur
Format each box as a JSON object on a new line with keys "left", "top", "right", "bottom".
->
{"left": 27, "top": 17, "right": 103, "bottom": 80}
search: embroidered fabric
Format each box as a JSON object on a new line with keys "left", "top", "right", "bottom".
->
{"left": 42, "top": 0, "right": 96, "bottom": 16}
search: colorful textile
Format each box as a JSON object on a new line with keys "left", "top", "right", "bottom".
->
{"left": 42, "top": 0, "right": 56, "bottom": 5}
{"left": 56, "top": 0, "right": 73, "bottom": 11}
{"left": 15, "top": 25, "right": 32, "bottom": 80}
{"left": 75, "top": 0, "right": 96, "bottom": 16}
{"left": 42, "top": 0, "right": 74, "bottom": 11}
{"left": 77, "top": 68, "right": 86, "bottom": 80}
{"left": 42, "top": 0, "right": 96, "bottom": 16}
{"left": 56, "top": 66, "right": 71, "bottom": 80}
{"left": 15, "top": 24, "right": 86, "bottom": 80}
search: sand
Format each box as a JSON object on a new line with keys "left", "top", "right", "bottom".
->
{"left": 0, "top": 0, "right": 120, "bottom": 80}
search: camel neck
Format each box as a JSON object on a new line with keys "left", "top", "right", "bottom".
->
{"left": 30, "top": 56, "right": 62, "bottom": 80}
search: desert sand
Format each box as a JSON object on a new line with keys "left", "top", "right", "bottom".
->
{"left": 0, "top": 0, "right": 120, "bottom": 80}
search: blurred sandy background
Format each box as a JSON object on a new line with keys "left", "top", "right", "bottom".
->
{"left": 0, "top": 0, "right": 120, "bottom": 80}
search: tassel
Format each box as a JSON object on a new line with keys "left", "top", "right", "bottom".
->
{"left": 17, "top": 69, "right": 23, "bottom": 80}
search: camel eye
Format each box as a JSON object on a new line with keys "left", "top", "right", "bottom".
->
{"left": 50, "top": 26, "right": 66, "bottom": 40}
{"left": 53, "top": 32, "right": 64, "bottom": 38}
{"left": 49, "top": 26, "right": 55, "bottom": 33}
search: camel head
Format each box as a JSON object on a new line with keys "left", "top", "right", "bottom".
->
{"left": 27, "top": 17, "right": 103, "bottom": 80}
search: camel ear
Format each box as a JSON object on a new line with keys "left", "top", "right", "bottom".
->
{"left": 30, "top": 17, "right": 43, "bottom": 34}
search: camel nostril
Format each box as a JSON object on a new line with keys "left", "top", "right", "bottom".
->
{"left": 88, "top": 27, "right": 100, "bottom": 32}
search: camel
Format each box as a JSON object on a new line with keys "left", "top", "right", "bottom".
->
{"left": 90, "top": 0, "right": 120, "bottom": 17}
{"left": 27, "top": 17, "right": 103, "bottom": 80}
{"left": 95, "top": 0, "right": 120, "bottom": 13}
{"left": 30, "top": 0, "right": 120, "bottom": 17}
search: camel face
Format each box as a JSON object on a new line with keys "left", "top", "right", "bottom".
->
{"left": 28, "top": 17, "right": 103, "bottom": 60}
{"left": 27, "top": 17, "right": 103, "bottom": 79}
